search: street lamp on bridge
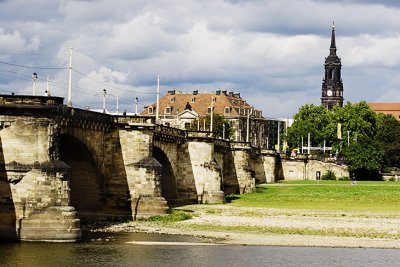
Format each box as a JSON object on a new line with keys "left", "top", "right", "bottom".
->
{"left": 32, "top": 73, "right": 38, "bottom": 96}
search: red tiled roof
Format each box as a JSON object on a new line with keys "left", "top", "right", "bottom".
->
{"left": 141, "top": 91, "right": 258, "bottom": 117}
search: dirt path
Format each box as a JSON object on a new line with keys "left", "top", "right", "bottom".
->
{"left": 99, "top": 204, "right": 400, "bottom": 248}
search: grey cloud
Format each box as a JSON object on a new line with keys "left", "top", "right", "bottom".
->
{"left": 1, "top": 0, "right": 400, "bottom": 117}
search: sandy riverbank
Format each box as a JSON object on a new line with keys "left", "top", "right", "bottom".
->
{"left": 96, "top": 204, "right": 400, "bottom": 248}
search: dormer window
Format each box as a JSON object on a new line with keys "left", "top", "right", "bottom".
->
{"left": 148, "top": 107, "right": 154, "bottom": 114}
{"left": 224, "top": 107, "right": 230, "bottom": 114}
{"left": 191, "top": 97, "right": 196, "bottom": 103}
{"left": 170, "top": 97, "right": 175, "bottom": 103}
{"left": 165, "top": 106, "right": 171, "bottom": 114}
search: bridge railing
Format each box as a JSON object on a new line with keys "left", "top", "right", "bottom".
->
{"left": 214, "top": 139, "right": 231, "bottom": 148}
{"left": 231, "top": 141, "right": 252, "bottom": 149}
{"left": 154, "top": 124, "right": 186, "bottom": 138}
{"left": 0, "top": 95, "right": 64, "bottom": 106}
{"left": 62, "top": 107, "right": 114, "bottom": 122}
{"left": 186, "top": 130, "right": 214, "bottom": 138}
{"left": 114, "top": 116, "right": 155, "bottom": 125}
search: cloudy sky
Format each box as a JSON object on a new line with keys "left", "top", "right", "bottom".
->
{"left": 1, "top": 0, "right": 400, "bottom": 118}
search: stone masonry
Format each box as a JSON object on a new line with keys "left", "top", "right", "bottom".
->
{"left": 0, "top": 116, "right": 80, "bottom": 242}
{"left": 0, "top": 95, "right": 349, "bottom": 242}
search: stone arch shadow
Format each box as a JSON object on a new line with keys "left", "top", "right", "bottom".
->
{"left": 152, "top": 146, "right": 178, "bottom": 204}
{"left": 59, "top": 134, "right": 105, "bottom": 220}
{"left": 0, "top": 135, "right": 17, "bottom": 242}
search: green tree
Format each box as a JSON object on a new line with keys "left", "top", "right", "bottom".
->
{"left": 287, "top": 104, "right": 330, "bottom": 149}
{"left": 337, "top": 102, "right": 383, "bottom": 179}
{"left": 375, "top": 113, "right": 400, "bottom": 169}
{"left": 337, "top": 101, "right": 377, "bottom": 139}
{"left": 189, "top": 114, "right": 234, "bottom": 140}
{"left": 342, "top": 135, "right": 384, "bottom": 180}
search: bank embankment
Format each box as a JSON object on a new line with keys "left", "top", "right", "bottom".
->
{"left": 97, "top": 204, "right": 400, "bottom": 248}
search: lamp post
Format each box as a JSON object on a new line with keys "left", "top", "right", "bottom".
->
{"left": 32, "top": 73, "right": 38, "bottom": 96}
{"left": 156, "top": 75, "right": 160, "bottom": 123}
{"left": 273, "top": 118, "right": 288, "bottom": 153}
{"left": 210, "top": 96, "right": 214, "bottom": 132}
{"left": 102, "top": 89, "right": 107, "bottom": 113}
{"left": 347, "top": 130, "right": 350, "bottom": 146}
{"left": 116, "top": 96, "right": 119, "bottom": 115}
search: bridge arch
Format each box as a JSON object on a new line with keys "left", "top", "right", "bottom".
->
{"left": 59, "top": 134, "right": 105, "bottom": 218}
{"left": 152, "top": 144, "right": 178, "bottom": 203}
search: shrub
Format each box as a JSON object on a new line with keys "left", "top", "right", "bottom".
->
{"left": 139, "top": 210, "right": 193, "bottom": 222}
{"left": 321, "top": 170, "right": 336, "bottom": 180}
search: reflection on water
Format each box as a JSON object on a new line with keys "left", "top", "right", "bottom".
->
{"left": 1, "top": 232, "right": 400, "bottom": 267}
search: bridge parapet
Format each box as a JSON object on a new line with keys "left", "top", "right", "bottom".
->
{"left": 153, "top": 124, "right": 186, "bottom": 143}
{"left": 114, "top": 116, "right": 154, "bottom": 125}
{"left": 58, "top": 107, "right": 114, "bottom": 132}
{"left": 154, "top": 124, "right": 186, "bottom": 138}
{"left": 60, "top": 107, "right": 112, "bottom": 122}
{"left": 231, "top": 141, "right": 251, "bottom": 150}
{"left": 186, "top": 130, "right": 214, "bottom": 139}
{"left": 0, "top": 95, "right": 64, "bottom": 106}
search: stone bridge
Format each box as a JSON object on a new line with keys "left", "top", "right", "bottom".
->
{"left": 0, "top": 95, "right": 347, "bottom": 242}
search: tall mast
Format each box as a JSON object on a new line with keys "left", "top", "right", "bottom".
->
{"left": 67, "top": 47, "right": 73, "bottom": 107}
{"left": 156, "top": 75, "right": 160, "bottom": 123}
{"left": 210, "top": 95, "right": 214, "bottom": 132}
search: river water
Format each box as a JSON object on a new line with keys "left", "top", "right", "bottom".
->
{"left": 1, "top": 231, "right": 400, "bottom": 267}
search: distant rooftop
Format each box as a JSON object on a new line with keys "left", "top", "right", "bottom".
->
{"left": 141, "top": 90, "right": 263, "bottom": 118}
{"left": 368, "top": 102, "right": 400, "bottom": 121}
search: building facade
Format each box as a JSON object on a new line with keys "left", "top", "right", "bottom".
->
{"left": 141, "top": 90, "right": 269, "bottom": 146}
{"left": 321, "top": 22, "right": 344, "bottom": 110}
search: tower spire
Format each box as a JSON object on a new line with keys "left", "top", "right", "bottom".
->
{"left": 321, "top": 22, "right": 343, "bottom": 110}
{"left": 330, "top": 21, "right": 336, "bottom": 55}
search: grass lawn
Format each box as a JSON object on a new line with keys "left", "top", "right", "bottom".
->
{"left": 226, "top": 181, "right": 400, "bottom": 213}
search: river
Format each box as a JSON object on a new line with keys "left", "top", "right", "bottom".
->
{"left": 1, "top": 231, "right": 400, "bottom": 267}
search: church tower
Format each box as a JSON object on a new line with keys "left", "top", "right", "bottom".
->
{"left": 321, "top": 22, "right": 343, "bottom": 110}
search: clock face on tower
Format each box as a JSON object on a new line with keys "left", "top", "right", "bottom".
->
{"left": 327, "top": 90, "right": 333, "bottom": 96}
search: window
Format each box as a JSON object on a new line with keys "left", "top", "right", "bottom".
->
{"left": 207, "top": 107, "right": 212, "bottom": 114}
{"left": 191, "top": 97, "right": 196, "bottom": 103}
{"left": 170, "top": 97, "right": 175, "bottom": 103}
{"left": 165, "top": 106, "right": 171, "bottom": 114}
{"left": 328, "top": 69, "right": 333, "bottom": 80}
{"left": 212, "top": 97, "right": 216, "bottom": 103}
{"left": 224, "top": 107, "right": 230, "bottom": 114}
{"left": 184, "top": 122, "right": 190, "bottom": 129}
{"left": 148, "top": 107, "right": 153, "bottom": 114}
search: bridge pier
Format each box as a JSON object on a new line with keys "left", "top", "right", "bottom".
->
{"left": 0, "top": 161, "right": 81, "bottom": 242}
{"left": 16, "top": 162, "right": 81, "bottom": 242}
{"left": 231, "top": 144, "right": 256, "bottom": 194}
{"left": 0, "top": 115, "right": 81, "bottom": 242}
{"left": 260, "top": 149, "right": 277, "bottom": 183}
{"left": 185, "top": 141, "right": 225, "bottom": 204}
{"left": 119, "top": 129, "right": 168, "bottom": 218}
